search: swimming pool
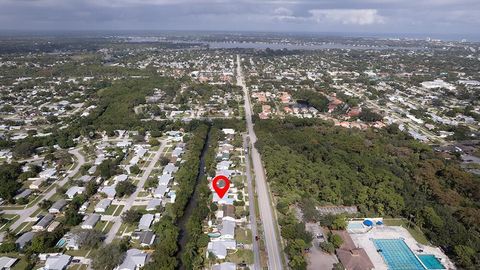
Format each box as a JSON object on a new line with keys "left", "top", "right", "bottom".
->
{"left": 418, "top": 255, "right": 445, "bottom": 269}
{"left": 373, "top": 239, "right": 425, "bottom": 270}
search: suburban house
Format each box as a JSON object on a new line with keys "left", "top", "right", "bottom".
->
{"left": 94, "top": 198, "right": 112, "bottom": 213}
{"left": 212, "top": 262, "right": 236, "bottom": 270}
{"left": 65, "top": 186, "right": 85, "bottom": 199}
{"left": 162, "top": 163, "right": 178, "bottom": 175}
{"left": 81, "top": 214, "right": 100, "bottom": 230}
{"left": 15, "top": 231, "right": 35, "bottom": 250}
{"left": 78, "top": 175, "right": 93, "bottom": 183}
{"left": 42, "top": 254, "right": 72, "bottom": 270}
{"left": 32, "top": 214, "right": 54, "bottom": 231}
{"left": 138, "top": 214, "right": 154, "bottom": 231}
{"left": 114, "top": 174, "right": 128, "bottom": 183}
{"left": 60, "top": 232, "right": 80, "bottom": 250}
{"left": 49, "top": 200, "right": 67, "bottom": 214}
{"left": 138, "top": 231, "right": 156, "bottom": 247}
{"left": 115, "top": 249, "right": 147, "bottom": 270}
{"left": 158, "top": 174, "right": 172, "bottom": 186}
{"left": 220, "top": 219, "right": 235, "bottom": 239}
{"left": 0, "top": 257, "right": 18, "bottom": 269}
{"left": 99, "top": 185, "right": 117, "bottom": 199}
{"left": 207, "top": 239, "right": 236, "bottom": 259}
{"left": 14, "top": 189, "right": 32, "bottom": 200}
{"left": 153, "top": 185, "right": 168, "bottom": 199}
{"left": 29, "top": 178, "right": 44, "bottom": 190}
{"left": 146, "top": 199, "right": 161, "bottom": 211}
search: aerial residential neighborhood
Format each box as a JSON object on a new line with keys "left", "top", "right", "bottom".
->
{"left": 1, "top": 1, "right": 480, "bottom": 269}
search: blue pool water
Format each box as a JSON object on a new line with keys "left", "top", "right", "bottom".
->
{"left": 418, "top": 255, "right": 445, "bottom": 269}
{"left": 373, "top": 239, "right": 425, "bottom": 270}
{"left": 55, "top": 238, "right": 66, "bottom": 248}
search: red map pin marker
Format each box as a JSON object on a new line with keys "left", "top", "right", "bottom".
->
{"left": 212, "top": 175, "right": 230, "bottom": 199}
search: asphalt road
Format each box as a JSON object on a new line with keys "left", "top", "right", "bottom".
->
{"left": 104, "top": 139, "right": 167, "bottom": 243}
{"left": 5, "top": 148, "right": 86, "bottom": 231}
{"left": 243, "top": 134, "right": 261, "bottom": 270}
{"left": 237, "top": 55, "right": 284, "bottom": 270}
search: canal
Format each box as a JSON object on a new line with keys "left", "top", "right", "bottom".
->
{"left": 176, "top": 124, "right": 211, "bottom": 270}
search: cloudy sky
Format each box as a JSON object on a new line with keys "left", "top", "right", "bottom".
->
{"left": 1, "top": 0, "right": 479, "bottom": 36}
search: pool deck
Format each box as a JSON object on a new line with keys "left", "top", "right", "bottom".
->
{"left": 349, "top": 226, "right": 456, "bottom": 270}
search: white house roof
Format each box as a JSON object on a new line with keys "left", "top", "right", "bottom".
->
{"left": 114, "top": 174, "right": 128, "bottom": 182}
{"left": 66, "top": 187, "right": 85, "bottom": 198}
{"left": 162, "top": 163, "right": 178, "bottom": 174}
{"left": 154, "top": 185, "right": 168, "bottom": 198}
{"left": 146, "top": 199, "right": 161, "bottom": 211}
{"left": 138, "top": 214, "right": 154, "bottom": 230}
{"left": 44, "top": 254, "right": 71, "bottom": 270}
{"left": 212, "top": 262, "right": 236, "bottom": 270}
{"left": 0, "top": 257, "right": 18, "bottom": 269}
{"left": 207, "top": 239, "right": 236, "bottom": 259}
{"left": 220, "top": 219, "right": 235, "bottom": 238}
{"left": 95, "top": 199, "right": 112, "bottom": 211}
{"left": 100, "top": 185, "right": 116, "bottom": 199}
{"left": 82, "top": 214, "right": 100, "bottom": 228}
{"left": 78, "top": 175, "right": 93, "bottom": 182}
{"left": 158, "top": 174, "right": 172, "bottom": 186}
{"left": 116, "top": 249, "right": 147, "bottom": 270}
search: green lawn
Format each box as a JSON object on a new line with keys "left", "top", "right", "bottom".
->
{"left": 113, "top": 205, "right": 125, "bottom": 216}
{"left": 137, "top": 191, "right": 150, "bottom": 197}
{"left": 105, "top": 204, "right": 119, "bottom": 215}
{"left": 94, "top": 221, "right": 108, "bottom": 232}
{"left": 131, "top": 205, "right": 147, "bottom": 212}
{"left": 14, "top": 222, "right": 33, "bottom": 234}
{"left": 12, "top": 257, "right": 30, "bottom": 270}
{"left": 235, "top": 227, "right": 253, "bottom": 244}
{"left": 30, "top": 208, "right": 44, "bottom": 218}
{"left": 0, "top": 215, "right": 19, "bottom": 232}
{"left": 226, "top": 249, "right": 254, "bottom": 264}
{"left": 117, "top": 223, "right": 135, "bottom": 236}
{"left": 384, "top": 218, "right": 430, "bottom": 245}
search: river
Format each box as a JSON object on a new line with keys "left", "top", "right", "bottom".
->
{"left": 175, "top": 125, "right": 211, "bottom": 270}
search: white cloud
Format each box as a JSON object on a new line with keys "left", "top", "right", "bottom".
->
{"left": 273, "top": 7, "right": 293, "bottom": 16}
{"left": 309, "top": 9, "right": 385, "bottom": 25}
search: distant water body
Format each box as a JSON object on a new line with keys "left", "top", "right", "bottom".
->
{"left": 204, "top": 41, "right": 423, "bottom": 50}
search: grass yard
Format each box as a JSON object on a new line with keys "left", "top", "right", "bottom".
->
{"left": 105, "top": 204, "right": 119, "bottom": 215}
{"left": 113, "top": 205, "right": 125, "bottom": 216}
{"left": 137, "top": 191, "right": 150, "bottom": 197}
{"left": 235, "top": 227, "right": 253, "bottom": 244}
{"left": 29, "top": 208, "right": 44, "bottom": 218}
{"left": 12, "top": 257, "right": 30, "bottom": 270}
{"left": 131, "top": 205, "right": 147, "bottom": 212}
{"left": 94, "top": 221, "right": 108, "bottom": 232}
{"left": 0, "top": 214, "right": 19, "bottom": 232}
{"left": 226, "top": 249, "right": 254, "bottom": 264}
{"left": 14, "top": 222, "right": 33, "bottom": 234}
{"left": 117, "top": 223, "right": 135, "bottom": 236}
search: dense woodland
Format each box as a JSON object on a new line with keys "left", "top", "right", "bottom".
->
{"left": 255, "top": 118, "right": 480, "bottom": 269}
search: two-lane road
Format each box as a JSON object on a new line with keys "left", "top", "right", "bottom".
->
{"left": 104, "top": 139, "right": 167, "bottom": 243}
{"left": 5, "top": 148, "right": 86, "bottom": 231}
{"left": 237, "top": 55, "right": 284, "bottom": 270}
